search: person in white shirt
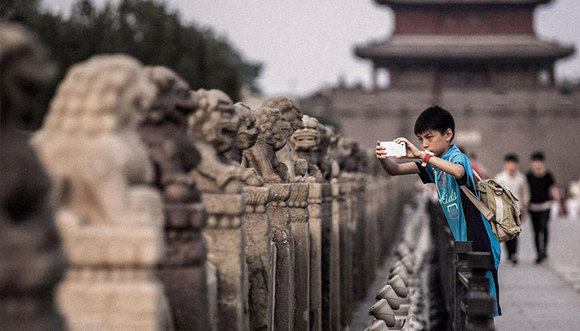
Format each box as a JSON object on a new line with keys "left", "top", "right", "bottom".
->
{"left": 494, "top": 153, "right": 529, "bottom": 265}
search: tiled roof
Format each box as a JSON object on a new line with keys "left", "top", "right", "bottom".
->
{"left": 355, "top": 35, "right": 574, "bottom": 62}
{"left": 375, "top": 0, "right": 551, "bottom": 6}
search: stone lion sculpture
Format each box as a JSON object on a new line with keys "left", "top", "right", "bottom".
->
{"left": 224, "top": 102, "right": 264, "bottom": 186}
{"left": 33, "top": 55, "right": 159, "bottom": 226}
{"left": 262, "top": 96, "right": 305, "bottom": 181}
{"left": 188, "top": 88, "right": 243, "bottom": 193}
{"left": 0, "top": 22, "right": 66, "bottom": 331}
{"left": 138, "top": 66, "right": 202, "bottom": 203}
{"left": 33, "top": 54, "right": 171, "bottom": 330}
{"left": 242, "top": 107, "right": 292, "bottom": 183}
{"left": 290, "top": 115, "right": 324, "bottom": 182}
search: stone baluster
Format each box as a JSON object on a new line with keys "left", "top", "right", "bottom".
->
{"left": 137, "top": 66, "right": 210, "bottom": 330}
{"left": 336, "top": 177, "right": 354, "bottom": 328}
{"left": 289, "top": 115, "right": 337, "bottom": 331}
{"left": 33, "top": 55, "right": 169, "bottom": 331}
{"left": 242, "top": 106, "right": 297, "bottom": 331}
{"left": 308, "top": 181, "right": 333, "bottom": 331}
{"left": 329, "top": 178, "right": 343, "bottom": 331}
{"left": 188, "top": 89, "right": 249, "bottom": 330}
{"left": 267, "top": 183, "right": 294, "bottom": 330}
{"left": 0, "top": 23, "right": 67, "bottom": 331}
{"left": 243, "top": 186, "right": 274, "bottom": 330}
{"left": 288, "top": 182, "right": 310, "bottom": 330}
{"left": 202, "top": 193, "right": 247, "bottom": 330}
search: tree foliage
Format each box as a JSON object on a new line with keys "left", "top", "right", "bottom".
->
{"left": 2, "top": 0, "right": 262, "bottom": 129}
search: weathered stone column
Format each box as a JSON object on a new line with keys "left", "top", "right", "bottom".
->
{"left": 352, "top": 173, "right": 370, "bottom": 298}
{"left": 202, "top": 193, "right": 248, "bottom": 331}
{"left": 33, "top": 55, "right": 169, "bottom": 331}
{"left": 329, "top": 179, "right": 342, "bottom": 331}
{"left": 137, "top": 66, "right": 211, "bottom": 331}
{"left": 242, "top": 186, "right": 274, "bottom": 331}
{"left": 187, "top": 89, "right": 250, "bottom": 330}
{"left": 336, "top": 177, "right": 354, "bottom": 328}
{"left": 344, "top": 173, "right": 365, "bottom": 300}
{"left": 365, "top": 176, "right": 381, "bottom": 272}
{"left": 158, "top": 202, "right": 209, "bottom": 330}
{"left": 289, "top": 182, "right": 310, "bottom": 330}
{"left": 267, "top": 183, "right": 294, "bottom": 331}
{"left": 308, "top": 182, "right": 332, "bottom": 331}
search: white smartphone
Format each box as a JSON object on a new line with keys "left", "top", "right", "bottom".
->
{"left": 380, "top": 141, "right": 407, "bottom": 157}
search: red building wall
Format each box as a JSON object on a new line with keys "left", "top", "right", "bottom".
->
{"left": 394, "top": 9, "right": 535, "bottom": 35}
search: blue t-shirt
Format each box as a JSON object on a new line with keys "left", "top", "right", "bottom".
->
{"left": 417, "top": 145, "right": 501, "bottom": 315}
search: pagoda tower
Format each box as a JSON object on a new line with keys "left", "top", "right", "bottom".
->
{"left": 355, "top": 0, "right": 574, "bottom": 92}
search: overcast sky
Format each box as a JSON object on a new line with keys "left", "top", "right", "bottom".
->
{"left": 44, "top": 0, "right": 580, "bottom": 97}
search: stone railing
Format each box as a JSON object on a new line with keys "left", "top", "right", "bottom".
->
{"left": 426, "top": 200, "right": 496, "bottom": 331}
{"left": 1, "top": 31, "right": 405, "bottom": 331}
{"left": 366, "top": 197, "right": 496, "bottom": 331}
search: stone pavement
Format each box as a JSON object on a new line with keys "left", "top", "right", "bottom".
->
{"left": 349, "top": 204, "right": 580, "bottom": 330}
{"left": 495, "top": 211, "right": 580, "bottom": 330}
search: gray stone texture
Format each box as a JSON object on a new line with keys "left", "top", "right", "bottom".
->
{"left": 0, "top": 22, "right": 67, "bottom": 331}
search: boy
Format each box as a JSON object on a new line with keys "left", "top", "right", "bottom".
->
{"left": 526, "top": 151, "right": 560, "bottom": 264}
{"left": 495, "top": 153, "right": 529, "bottom": 265}
{"left": 375, "top": 106, "right": 501, "bottom": 316}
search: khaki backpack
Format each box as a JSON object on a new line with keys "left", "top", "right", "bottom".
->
{"left": 460, "top": 171, "right": 522, "bottom": 242}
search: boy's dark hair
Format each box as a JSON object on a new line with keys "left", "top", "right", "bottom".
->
{"left": 504, "top": 153, "right": 519, "bottom": 163}
{"left": 414, "top": 106, "right": 455, "bottom": 141}
{"left": 531, "top": 151, "right": 545, "bottom": 161}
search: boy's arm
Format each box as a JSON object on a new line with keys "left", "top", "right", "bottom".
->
{"left": 394, "top": 138, "right": 465, "bottom": 180}
{"left": 375, "top": 141, "right": 420, "bottom": 175}
{"left": 421, "top": 152, "right": 465, "bottom": 179}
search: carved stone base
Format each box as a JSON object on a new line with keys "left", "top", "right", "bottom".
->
{"left": 56, "top": 201, "right": 167, "bottom": 331}
{"left": 58, "top": 272, "right": 168, "bottom": 331}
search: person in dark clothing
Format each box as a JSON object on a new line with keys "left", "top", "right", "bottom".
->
{"left": 526, "top": 151, "right": 561, "bottom": 264}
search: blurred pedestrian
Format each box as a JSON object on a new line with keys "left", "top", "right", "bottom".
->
{"left": 526, "top": 151, "right": 561, "bottom": 264}
{"left": 470, "top": 152, "right": 488, "bottom": 179}
{"left": 495, "top": 153, "right": 529, "bottom": 265}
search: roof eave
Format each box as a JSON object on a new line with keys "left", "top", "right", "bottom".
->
{"left": 374, "top": 0, "right": 552, "bottom": 8}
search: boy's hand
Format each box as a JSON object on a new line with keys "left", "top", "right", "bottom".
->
{"left": 394, "top": 137, "right": 423, "bottom": 159}
{"left": 376, "top": 141, "right": 387, "bottom": 159}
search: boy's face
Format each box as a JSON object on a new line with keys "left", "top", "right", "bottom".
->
{"left": 416, "top": 128, "right": 453, "bottom": 156}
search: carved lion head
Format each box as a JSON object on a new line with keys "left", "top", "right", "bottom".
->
{"left": 254, "top": 106, "right": 291, "bottom": 151}
{"left": 39, "top": 55, "right": 156, "bottom": 137}
{"left": 233, "top": 102, "right": 260, "bottom": 150}
{"left": 262, "top": 96, "right": 303, "bottom": 134}
{"left": 188, "top": 89, "right": 240, "bottom": 154}
{"left": 143, "top": 66, "right": 198, "bottom": 127}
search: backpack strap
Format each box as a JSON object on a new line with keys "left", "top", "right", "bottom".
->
{"left": 460, "top": 185, "right": 495, "bottom": 221}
